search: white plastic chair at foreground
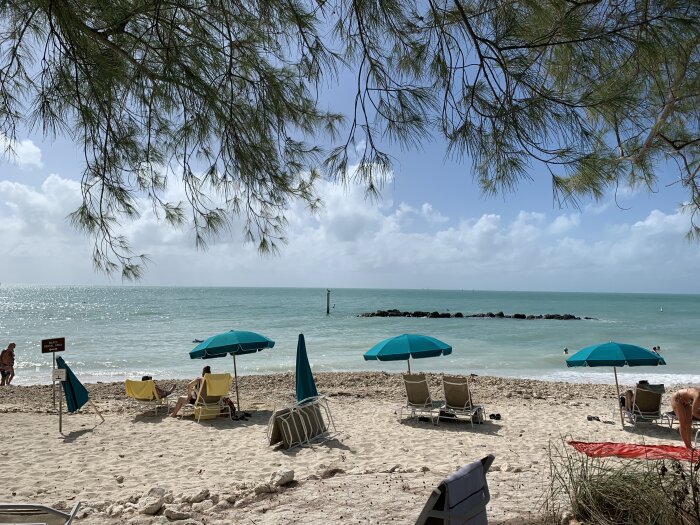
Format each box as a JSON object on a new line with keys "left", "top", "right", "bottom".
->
{"left": 0, "top": 501, "right": 81, "bottom": 525}
{"left": 415, "top": 455, "right": 495, "bottom": 524}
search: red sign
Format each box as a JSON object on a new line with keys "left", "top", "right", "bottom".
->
{"left": 41, "top": 337, "right": 65, "bottom": 353}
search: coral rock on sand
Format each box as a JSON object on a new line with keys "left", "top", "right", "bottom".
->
{"left": 191, "top": 500, "right": 214, "bottom": 512}
{"left": 183, "top": 489, "right": 209, "bottom": 504}
{"left": 270, "top": 469, "right": 294, "bottom": 487}
{"left": 137, "top": 496, "right": 163, "bottom": 515}
{"left": 164, "top": 505, "right": 191, "bottom": 521}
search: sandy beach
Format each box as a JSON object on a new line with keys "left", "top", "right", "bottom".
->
{"left": 0, "top": 372, "right": 691, "bottom": 524}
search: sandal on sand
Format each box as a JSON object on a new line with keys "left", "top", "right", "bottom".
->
{"left": 488, "top": 413, "right": 501, "bottom": 420}
{"left": 586, "top": 415, "right": 600, "bottom": 422}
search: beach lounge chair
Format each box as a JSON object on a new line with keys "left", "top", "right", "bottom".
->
{"left": 664, "top": 411, "right": 700, "bottom": 429}
{"left": 0, "top": 501, "right": 80, "bottom": 525}
{"left": 267, "top": 395, "right": 336, "bottom": 450}
{"left": 441, "top": 375, "right": 484, "bottom": 428}
{"left": 125, "top": 379, "right": 172, "bottom": 415}
{"left": 624, "top": 385, "right": 664, "bottom": 426}
{"left": 400, "top": 373, "right": 441, "bottom": 425}
{"left": 415, "top": 455, "right": 495, "bottom": 524}
{"left": 181, "top": 373, "right": 232, "bottom": 422}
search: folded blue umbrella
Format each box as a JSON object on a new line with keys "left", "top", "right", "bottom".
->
{"left": 295, "top": 333, "right": 318, "bottom": 403}
{"left": 56, "top": 356, "right": 89, "bottom": 413}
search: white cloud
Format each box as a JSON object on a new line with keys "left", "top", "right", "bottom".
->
{"left": 1, "top": 174, "right": 699, "bottom": 292}
{"left": 0, "top": 134, "right": 43, "bottom": 168}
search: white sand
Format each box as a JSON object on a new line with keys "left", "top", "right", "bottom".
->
{"left": 0, "top": 373, "right": 688, "bottom": 524}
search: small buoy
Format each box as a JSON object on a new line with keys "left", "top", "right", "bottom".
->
{"left": 660, "top": 307, "right": 663, "bottom": 312}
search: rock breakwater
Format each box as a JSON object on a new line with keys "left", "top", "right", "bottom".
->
{"left": 358, "top": 309, "right": 596, "bottom": 320}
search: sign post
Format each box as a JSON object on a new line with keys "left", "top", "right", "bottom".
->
{"left": 42, "top": 338, "right": 66, "bottom": 411}
{"left": 52, "top": 368, "right": 67, "bottom": 432}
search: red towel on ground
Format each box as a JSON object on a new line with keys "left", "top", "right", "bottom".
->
{"left": 568, "top": 441, "right": 699, "bottom": 462}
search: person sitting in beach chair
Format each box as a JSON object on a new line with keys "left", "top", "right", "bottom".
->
{"left": 125, "top": 376, "right": 176, "bottom": 415}
{"left": 141, "top": 375, "right": 176, "bottom": 398}
{"left": 623, "top": 383, "right": 664, "bottom": 426}
{"left": 170, "top": 366, "right": 236, "bottom": 419}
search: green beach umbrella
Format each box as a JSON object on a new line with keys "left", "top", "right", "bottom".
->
{"left": 56, "top": 355, "right": 89, "bottom": 413}
{"left": 566, "top": 342, "right": 666, "bottom": 428}
{"left": 295, "top": 333, "right": 318, "bottom": 403}
{"left": 364, "top": 333, "right": 452, "bottom": 373}
{"left": 190, "top": 330, "right": 275, "bottom": 411}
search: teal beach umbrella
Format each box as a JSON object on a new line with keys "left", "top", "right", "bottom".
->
{"left": 56, "top": 356, "right": 89, "bottom": 413}
{"left": 190, "top": 330, "right": 275, "bottom": 410}
{"left": 566, "top": 342, "right": 666, "bottom": 428}
{"left": 295, "top": 333, "right": 318, "bottom": 403}
{"left": 364, "top": 334, "right": 452, "bottom": 372}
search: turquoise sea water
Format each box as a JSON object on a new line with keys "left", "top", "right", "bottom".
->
{"left": 0, "top": 285, "right": 698, "bottom": 386}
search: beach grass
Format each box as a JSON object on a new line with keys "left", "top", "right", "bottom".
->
{"left": 546, "top": 439, "right": 700, "bottom": 525}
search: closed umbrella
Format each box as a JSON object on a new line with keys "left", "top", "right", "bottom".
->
{"left": 56, "top": 356, "right": 89, "bottom": 413}
{"left": 295, "top": 333, "right": 318, "bottom": 403}
{"left": 56, "top": 356, "right": 104, "bottom": 431}
{"left": 364, "top": 333, "right": 452, "bottom": 372}
{"left": 566, "top": 342, "right": 666, "bottom": 428}
{"left": 190, "top": 330, "right": 275, "bottom": 411}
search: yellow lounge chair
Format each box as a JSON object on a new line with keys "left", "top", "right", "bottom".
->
{"left": 190, "top": 373, "right": 232, "bottom": 422}
{"left": 125, "top": 379, "right": 171, "bottom": 415}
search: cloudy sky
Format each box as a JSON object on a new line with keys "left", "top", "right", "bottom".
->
{"left": 1, "top": 130, "right": 698, "bottom": 293}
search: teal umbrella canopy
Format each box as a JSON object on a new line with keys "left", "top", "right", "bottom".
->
{"left": 189, "top": 330, "right": 275, "bottom": 411}
{"left": 566, "top": 342, "right": 666, "bottom": 368}
{"left": 56, "top": 356, "right": 89, "bottom": 413}
{"left": 295, "top": 334, "right": 318, "bottom": 403}
{"left": 190, "top": 330, "right": 275, "bottom": 359}
{"left": 364, "top": 334, "right": 452, "bottom": 362}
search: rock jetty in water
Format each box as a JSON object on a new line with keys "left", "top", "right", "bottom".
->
{"left": 358, "top": 309, "right": 595, "bottom": 320}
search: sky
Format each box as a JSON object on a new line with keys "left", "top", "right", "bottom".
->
{"left": 1, "top": 125, "right": 698, "bottom": 294}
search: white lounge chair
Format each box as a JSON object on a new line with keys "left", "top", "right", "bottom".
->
{"left": 624, "top": 386, "right": 664, "bottom": 426}
{"left": 267, "top": 395, "right": 336, "bottom": 450}
{"left": 400, "top": 373, "right": 441, "bottom": 425}
{"left": 441, "top": 375, "right": 484, "bottom": 428}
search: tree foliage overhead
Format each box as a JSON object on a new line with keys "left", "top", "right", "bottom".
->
{"left": 1, "top": 0, "right": 698, "bottom": 278}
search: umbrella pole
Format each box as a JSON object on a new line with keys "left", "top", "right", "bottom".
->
{"left": 232, "top": 354, "right": 241, "bottom": 412}
{"left": 613, "top": 366, "right": 624, "bottom": 429}
{"left": 407, "top": 359, "right": 411, "bottom": 374}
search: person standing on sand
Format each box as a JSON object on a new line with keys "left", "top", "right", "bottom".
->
{"left": 0, "top": 342, "right": 16, "bottom": 386}
{"left": 670, "top": 387, "right": 700, "bottom": 449}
